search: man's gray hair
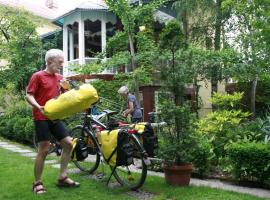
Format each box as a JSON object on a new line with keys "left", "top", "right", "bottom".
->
{"left": 118, "top": 86, "right": 129, "bottom": 94}
{"left": 45, "top": 49, "right": 64, "bottom": 65}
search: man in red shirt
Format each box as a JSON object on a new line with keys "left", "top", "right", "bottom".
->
{"left": 26, "top": 49, "right": 79, "bottom": 194}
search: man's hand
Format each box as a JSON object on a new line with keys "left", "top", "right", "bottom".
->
{"left": 60, "top": 79, "right": 70, "bottom": 90}
{"left": 122, "top": 111, "right": 128, "bottom": 118}
{"left": 38, "top": 106, "right": 45, "bottom": 115}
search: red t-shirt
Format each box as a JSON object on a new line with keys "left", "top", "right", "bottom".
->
{"left": 27, "top": 70, "right": 63, "bottom": 120}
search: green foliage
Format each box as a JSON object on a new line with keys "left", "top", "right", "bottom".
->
{"left": 105, "top": 0, "right": 167, "bottom": 34}
{"left": 105, "top": 51, "right": 131, "bottom": 69}
{"left": 0, "top": 84, "right": 33, "bottom": 144}
{"left": 256, "top": 116, "right": 270, "bottom": 143}
{"left": 104, "top": 0, "right": 168, "bottom": 92}
{"left": 0, "top": 5, "right": 42, "bottom": 90}
{"left": 222, "top": 0, "right": 270, "bottom": 117}
{"left": 135, "top": 30, "right": 159, "bottom": 72}
{"left": 158, "top": 103, "right": 196, "bottom": 164}
{"left": 77, "top": 62, "right": 105, "bottom": 74}
{"left": 41, "top": 31, "right": 63, "bottom": 66}
{"left": 157, "top": 19, "right": 200, "bottom": 165}
{"left": 230, "top": 77, "right": 270, "bottom": 117}
{"left": 106, "top": 31, "right": 128, "bottom": 55}
{"left": 158, "top": 21, "right": 191, "bottom": 105}
{"left": 189, "top": 135, "right": 215, "bottom": 176}
{"left": 210, "top": 92, "right": 244, "bottom": 110}
{"left": 90, "top": 73, "right": 132, "bottom": 108}
{"left": 195, "top": 92, "right": 252, "bottom": 165}
{"left": 196, "top": 110, "right": 250, "bottom": 161}
{"left": 159, "top": 20, "right": 186, "bottom": 53}
{"left": 173, "top": 0, "right": 215, "bottom": 43}
{"left": 227, "top": 142, "right": 270, "bottom": 184}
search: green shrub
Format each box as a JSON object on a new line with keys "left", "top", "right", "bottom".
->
{"left": 210, "top": 92, "right": 244, "bottom": 110}
{"left": 227, "top": 142, "right": 270, "bottom": 183}
{"left": 190, "top": 135, "right": 214, "bottom": 177}
{"left": 195, "top": 110, "right": 250, "bottom": 162}
{"left": 0, "top": 85, "right": 34, "bottom": 144}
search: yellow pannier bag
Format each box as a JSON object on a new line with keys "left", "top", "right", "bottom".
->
{"left": 130, "top": 122, "right": 158, "bottom": 157}
{"left": 133, "top": 122, "right": 147, "bottom": 133}
{"left": 100, "top": 129, "right": 119, "bottom": 166}
{"left": 44, "top": 84, "right": 98, "bottom": 120}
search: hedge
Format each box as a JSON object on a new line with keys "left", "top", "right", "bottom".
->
{"left": 227, "top": 142, "right": 270, "bottom": 184}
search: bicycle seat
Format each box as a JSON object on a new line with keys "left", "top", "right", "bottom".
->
{"left": 103, "top": 109, "right": 118, "bottom": 116}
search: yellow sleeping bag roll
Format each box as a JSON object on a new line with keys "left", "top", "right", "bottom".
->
{"left": 44, "top": 84, "right": 98, "bottom": 120}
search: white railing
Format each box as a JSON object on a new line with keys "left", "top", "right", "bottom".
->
{"left": 64, "top": 57, "right": 116, "bottom": 77}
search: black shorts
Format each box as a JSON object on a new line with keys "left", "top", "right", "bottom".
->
{"left": 34, "top": 120, "right": 69, "bottom": 143}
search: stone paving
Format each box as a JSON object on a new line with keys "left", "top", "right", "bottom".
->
{"left": 0, "top": 139, "right": 270, "bottom": 199}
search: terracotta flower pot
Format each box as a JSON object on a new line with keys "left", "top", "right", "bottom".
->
{"left": 163, "top": 163, "right": 193, "bottom": 186}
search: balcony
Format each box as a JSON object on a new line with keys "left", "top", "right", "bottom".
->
{"left": 64, "top": 57, "right": 116, "bottom": 77}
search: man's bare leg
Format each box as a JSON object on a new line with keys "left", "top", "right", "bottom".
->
{"left": 33, "top": 141, "right": 50, "bottom": 193}
{"left": 58, "top": 136, "right": 79, "bottom": 186}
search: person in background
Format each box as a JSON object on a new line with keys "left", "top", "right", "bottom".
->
{"left": 118, "top": 86, "right": 142, "bottom": 123}
{"left": 26, "top": 49, "right": 79, "bottom": 194}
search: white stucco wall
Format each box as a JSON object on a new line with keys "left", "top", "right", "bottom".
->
{"left": 198, "top": 79, "right": 226, "bottom": 117}
{"left": 36, "top": 22, "right": 60, "bottom": 35}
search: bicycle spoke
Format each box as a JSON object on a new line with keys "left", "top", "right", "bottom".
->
{"left": 112, "top": 134, "right": 147, "bottom": 190}
{"left": 70, "top": 126, "right": 100, "bottom": 173}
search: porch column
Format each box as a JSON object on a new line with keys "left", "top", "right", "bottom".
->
{"left": 63, "top": 24, "right": 68, "bottom": 76}
{"left": 69, "top": 31, "right": 74, "bottom": 60}
{"left": 101, "top": 19, "right": 106, "bottom": 53}
{"left": 78, "top": 14, "right": 85, "bottom": 65}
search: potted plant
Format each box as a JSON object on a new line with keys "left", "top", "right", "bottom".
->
{"left": 157, "top": 20, "right": 196, "bottom": 186}
{"left": 158, "top": 102, "right": 195, "bottom": 186}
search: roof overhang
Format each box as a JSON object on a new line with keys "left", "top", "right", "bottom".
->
{"left": 52, "top": 1, "right": 108, "bottom": 27}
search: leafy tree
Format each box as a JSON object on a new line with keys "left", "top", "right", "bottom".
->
{"left": 223, "top": 0, "right": 270, "bottom": 118}
{"left": 41, "top": 31, "right": 63, "bottom": 69}
{"left": 0, "top": 5, "right": 42, "bottom": 90}
{"left": 173, "top": 0, "right": 236, "bottom": 112}
{"left": 173, "top": 0, "right": 215, "bottom": 44}
{"left": 104, "top": 0, "right": 167, "bottom": 100}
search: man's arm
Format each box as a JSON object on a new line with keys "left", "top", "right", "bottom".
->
{"left": 25, "top": 93, "right": 44, "bottom": 114}
{"left": 122, "top": 101, "right": 134, "bottom": 117}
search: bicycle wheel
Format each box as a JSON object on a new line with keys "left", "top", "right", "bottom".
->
{"left": 70, "top": 125, "right": 100, "bottom": 173}
{"left": 33, "top": 134, "right": 59, "bottom": 154}
{"left": 112, "top": 134, "right": 147, "bottom": 190}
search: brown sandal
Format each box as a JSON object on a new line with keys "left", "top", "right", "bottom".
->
{"left": 57, "top": 176, "right": 80, "bottom": 188}
{"left": 32, "top": 181, "right": 46, "bottom": 194}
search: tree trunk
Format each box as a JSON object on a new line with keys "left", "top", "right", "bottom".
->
{"left": 181, "top": 9, "right": 189, "bottom": 43}
{"left": 128, "top": 31, "right": 140, "bottom": 101}
{"left": 214, "top": 0, "right": 222, "bottom": 51}
{"left": 251, "top": 74, "right": 258, "bottom": 119}
{"left": 211, "top": 0, "right": 222, "bottom": 111}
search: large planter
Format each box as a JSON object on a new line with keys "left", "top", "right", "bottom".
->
{"left": 163, "top": 163, "right": 193, "bottom": 186}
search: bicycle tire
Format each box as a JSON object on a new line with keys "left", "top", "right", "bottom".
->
{"left": 70, "top": 125, "right": 100, "bottom": 173}
{"left": 33, "top": 134, "right": 58, "bottom": 154}
{"left": 112, "top": 134, "right": 147, "bottom": 190}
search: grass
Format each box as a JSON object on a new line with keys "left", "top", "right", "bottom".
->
{"left": 0, "top": 142, "right": 268, "bottom": 200}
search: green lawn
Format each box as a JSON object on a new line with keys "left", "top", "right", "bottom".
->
{"left": 0, "top": 146, "right": 267, "bottom": 200}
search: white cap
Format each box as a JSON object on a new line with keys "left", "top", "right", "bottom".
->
{"left": 118, "top": 86, "right": 129, "bottom": 94}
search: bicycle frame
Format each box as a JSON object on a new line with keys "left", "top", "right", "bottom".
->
{"left": 71, "top": 107, "right": 148, "bottom": 189}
